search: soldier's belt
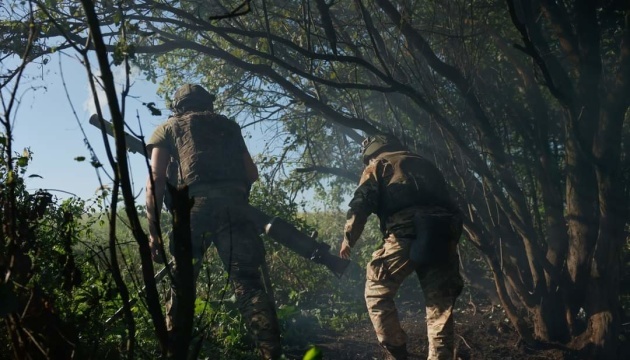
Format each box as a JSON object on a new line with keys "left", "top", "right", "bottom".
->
{"left": 187, "top": 183, "right": 248, "bottom": 198}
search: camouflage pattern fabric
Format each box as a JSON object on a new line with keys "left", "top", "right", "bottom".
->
{"left": 343, "top": 159, "right": 380, "bottom": 247}
{"left": 365, "top": 235, "right": 463, "bottom": 360}
{"left": 344, "top": 150, "right": 463, "bottom": 360}
{"left": 165, "top": 194, "right": 281, "bottom": 359}
{"left": 149, "top": 105, "right": 279, "bottom": 358}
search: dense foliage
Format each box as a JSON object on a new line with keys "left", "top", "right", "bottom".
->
{"left": 2, "top": 0, "right": 630, "bottom": 359}
{"left": 0, "top": 146, "right": 393, "bottom": 359}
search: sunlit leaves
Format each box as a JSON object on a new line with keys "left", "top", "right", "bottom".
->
{"left": 16, "top": 156, "right": 29, "bottom": 167}
{"left": 303, "top": 345, "right": 323, "bottom": 360}
{"left": 112, "top": 41, "right": 136, "bottom": 66}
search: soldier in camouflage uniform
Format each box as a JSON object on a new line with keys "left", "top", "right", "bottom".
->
{"left": 339, "top": 134, "right": 464, "bottom": 360}
{"left": 146, "top": 84, "right": 282, "bottom": 359}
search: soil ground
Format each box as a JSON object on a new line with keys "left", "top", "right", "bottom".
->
{"left": 280, "top": 299, "right": 630, "bottom": 360}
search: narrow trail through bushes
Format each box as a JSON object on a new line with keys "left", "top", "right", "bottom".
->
{"left": 280, "top": 301, "right": 614, "bottom": 360}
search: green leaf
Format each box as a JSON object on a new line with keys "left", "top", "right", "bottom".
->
{"left": 113, "top": 12, "right": 122, "bottom": 25}
{"left": 74, "top": 156, "right": 86, "bottom": 162}
{"left": 17, "top": 156, "right": 28, "bottom": 167}
{"left": 276, "top": 304, "right": 298, "bottom": 319}
{"left": 303, "top": 346, "right": 323, "bottom": 360}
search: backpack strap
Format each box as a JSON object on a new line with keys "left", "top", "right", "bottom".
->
{"left": 168, "top": 116, "right": 185, "bottom": 187}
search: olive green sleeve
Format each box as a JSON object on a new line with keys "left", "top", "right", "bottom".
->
{"left": 146, "top": 121, "right": 172, "bottom": 154}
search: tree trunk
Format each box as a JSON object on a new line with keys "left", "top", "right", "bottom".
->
{"left": 168, "top": 184, "right": 195, "bottom": 359}
{"left": 574, "top": 103, "right": 628, "bottom": 358}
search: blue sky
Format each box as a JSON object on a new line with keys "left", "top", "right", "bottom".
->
{"left": 8, "top": 53, "right": 161, "bottom": 201}
{"left": 7, "top": 52, "right": 267, "bottom": 203}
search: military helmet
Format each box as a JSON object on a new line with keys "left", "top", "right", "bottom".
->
{"left": 171, "top": 84, "right": 216, "bottom": 113}
{"left": 360, "top": 133, "right": 404, "bottom": 164}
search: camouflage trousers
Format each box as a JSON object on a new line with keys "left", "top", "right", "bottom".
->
{"left": 166, "top": 195, "right": 281, "bottom": 359}
{"left": 365, "top": 236, "right": 463, "bottom": 360}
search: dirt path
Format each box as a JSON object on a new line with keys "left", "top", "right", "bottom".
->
{"left": 281, "top": 301, "right": 578, "bottom": 360}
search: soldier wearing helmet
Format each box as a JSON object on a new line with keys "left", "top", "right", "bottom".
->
{"left": 145, "top": 84, "right": 282, "bottom": 359}
{"left": 340, "top": 133, "right": 464, "bottom": 360}
{"left": 170, "top": 84, "right": 216, "bottom": 114}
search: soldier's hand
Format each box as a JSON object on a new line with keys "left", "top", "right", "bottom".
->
{"left": 340, "top": 241, "right": 352, "bottom": 259}
{"left": 149, "top": 236, "right": 165, "bottom": 264}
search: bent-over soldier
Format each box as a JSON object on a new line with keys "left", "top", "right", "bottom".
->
{"left": 340, "top": 134, "right": 464, "bottom": 360}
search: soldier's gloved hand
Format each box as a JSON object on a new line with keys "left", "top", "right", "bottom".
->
{"left": 149, "top": 236, "right": 165, "bottom": 264}
{"left": 340, "top": 240, "right": 352, "bottom": 259}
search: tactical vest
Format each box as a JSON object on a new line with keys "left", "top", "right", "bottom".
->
{"left": 167, "top": 111, "right": 248, "bottom": 188}
{"left": 374, "top": 151, "right": 455, "bottom": 225}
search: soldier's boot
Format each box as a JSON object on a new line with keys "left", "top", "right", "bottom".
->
{"left": 258, "top": 341, "right": 282, "bottom": 360}
{"left": 234, "top": 285, "right": 282, "bottom": 359}
{"left": 253, "top": 315, "right": 282, "bottom": 360}
{"left": 381, "top": 343, "right": 408, "bottom": 360}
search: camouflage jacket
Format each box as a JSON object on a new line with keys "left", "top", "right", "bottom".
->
{"left": 343, "top": 151, "right": 458, "bottom": 247}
